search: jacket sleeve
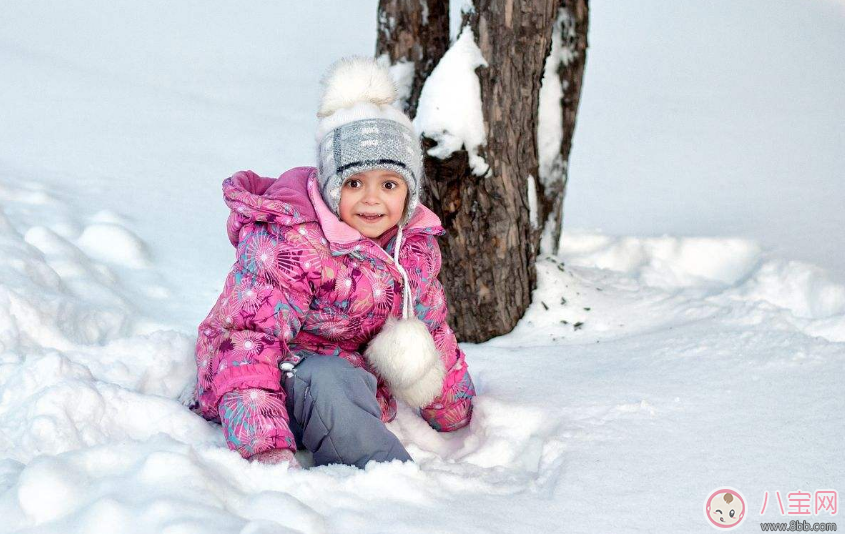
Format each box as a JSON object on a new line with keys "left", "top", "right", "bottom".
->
{"left": 408, "top": 234, "right": 476, "bottom": 432}
{"left": 194, "top": 223, "right": 320, "bottom": 458}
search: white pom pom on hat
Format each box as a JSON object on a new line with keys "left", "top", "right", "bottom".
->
{"left": 314, "top": 56, "right": 414, "bottom": 142}
{"left": 317, "top": 56, "right": 397, "bottom": 117}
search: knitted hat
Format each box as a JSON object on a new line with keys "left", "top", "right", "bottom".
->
{"left": 314, "top": 56, "right": 444, "bottom": 409}
{"left": 315, "top": 56, "right": 423, "bottom": 227}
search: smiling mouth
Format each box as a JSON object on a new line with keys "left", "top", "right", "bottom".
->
{"left": 357, "top": 214, "right": 385, "bottom": 222}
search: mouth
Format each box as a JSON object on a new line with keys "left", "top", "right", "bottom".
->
{"left": 357, "top": 213, "right": 385, "bottom": 223}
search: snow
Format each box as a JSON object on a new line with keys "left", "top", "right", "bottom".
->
{"left": 449, "top": 0, "right": 475, "bottom": 42}
{"left": 76, "top": 223, "right": 151, "bottom": 270}
{"left": 378, "top": 54, "right": 415, "bottom": 112}
{"left": 418, "top": 0, "right": 429, "bottom": 27}
{"left": 1, "top": 0, "right": 843, "bottom": 533}
{"left": 527, "top": 174, "right": 539, "bottom": 230}
{"left": 413, "top": 26, "right": 489, "bottom": 176}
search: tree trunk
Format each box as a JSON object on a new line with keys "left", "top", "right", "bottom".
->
{"left": 537, "top": 0, "right": 589, "bottom": 255}
{"left": 376, "top": 0, "right": 588, "bottom": 343}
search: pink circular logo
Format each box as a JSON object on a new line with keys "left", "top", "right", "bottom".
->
{"left": 705, "top": 488, "right": 746, "bottom": 529}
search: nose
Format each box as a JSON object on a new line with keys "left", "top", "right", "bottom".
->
{"left": 362, "top": 183, "right": 381, "bottom": 204}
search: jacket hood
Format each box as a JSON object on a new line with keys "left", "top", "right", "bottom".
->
{"left": 223, "top": 166, "right": 444, "bottom": 249}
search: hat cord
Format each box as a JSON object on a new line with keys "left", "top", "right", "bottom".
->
{"left": 390, "top": 224, "right": 413, "bottom": 320}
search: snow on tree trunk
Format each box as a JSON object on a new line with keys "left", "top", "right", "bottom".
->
{"left": 376, "top": 0, "right": 588, "bottom": 342}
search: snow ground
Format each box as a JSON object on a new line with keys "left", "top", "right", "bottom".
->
{"left": 1, "top": 1, "right": 843, "bottom": 533}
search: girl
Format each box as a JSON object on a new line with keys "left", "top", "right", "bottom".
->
{"left": 192, "top": 56, "right": 476, "bottom": 469}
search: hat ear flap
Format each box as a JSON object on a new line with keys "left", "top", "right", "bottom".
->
{"left": 402, "top": 190, "right": 412, "bottom": 222}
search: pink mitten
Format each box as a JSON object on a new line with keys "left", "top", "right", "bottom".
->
{"left": 250, "top": 448, "right": 301, "bottom": 469}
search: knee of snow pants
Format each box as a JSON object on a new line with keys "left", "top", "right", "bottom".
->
{"left": 282, "top": 355, "right": 412, "bottom": 469}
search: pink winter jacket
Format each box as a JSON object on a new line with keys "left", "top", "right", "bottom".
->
{"left": 193, "top": 166, "right": 476, "bottom": 458}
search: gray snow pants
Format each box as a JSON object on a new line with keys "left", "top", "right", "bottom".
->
{"left": 282, "top": 354, "right": 413, "bottom": 469}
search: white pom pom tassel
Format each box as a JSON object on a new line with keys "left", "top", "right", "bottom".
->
{"left": 318, "top": 56, "right": 398, "bottom": 118}
{"left": 364, "top": 315, "right": 445, "bottom": 408}
{"left": 365, "top": 224, "right": 445, "bottom": 408}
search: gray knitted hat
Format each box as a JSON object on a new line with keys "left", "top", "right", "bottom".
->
{"left": 315, "top": 56, "right": 423, "bottom": 226}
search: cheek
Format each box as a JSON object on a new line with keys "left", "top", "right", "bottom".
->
{"left": 338, "top": 194, "right": 354, "bottom": 217}
{"left": 391, "top": 193, "right": 408, "bottom": 215}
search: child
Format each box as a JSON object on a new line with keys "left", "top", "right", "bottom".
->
{"left": 192, "top": 56, "right": 476, "bottom": 469}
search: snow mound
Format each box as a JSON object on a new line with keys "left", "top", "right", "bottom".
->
{"left": 0, "top": 181, "right": 56, "bottom": 207}
{"left": 725, "top": 259, "right": 845, "bottom": 319}
{"left": 715, "top": 259, "right": 845, "bottom": 342}
{"left": 560, "top": 230, "right": 762, "bottom": 289}
{"left": 76, "top": 223, "right": 151, "bottom": 269}
{"left": 90, "top": 209, "right": 130, "bottom": 226}
{"left": 504, "top": 231, "right": 845, "bottom": 345}
{"left": 0, "top": 220, "right": 130, "bottom": 350}
{"left": 0, "top": 350, "right": 216, "bottom": 463}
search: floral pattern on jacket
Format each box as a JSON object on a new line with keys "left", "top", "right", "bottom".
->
{"left": 193, "top": 166, "right": 475, "bottom": 458}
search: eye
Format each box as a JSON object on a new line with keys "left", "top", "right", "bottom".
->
{"left": 383, "top": 181, "right": 398, "bottom": 190}
{"left": 714, "top": 510, "right": 723, "bottom": 515}
{"left": 345, "top": 179, "right": 361, "bottom": 188}
{"left": 729, "top": 510, "right": 735, "bottom": 518}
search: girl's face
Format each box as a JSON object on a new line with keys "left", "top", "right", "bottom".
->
{"left": 338, "top": 169, "right": 408, "bottom": 238}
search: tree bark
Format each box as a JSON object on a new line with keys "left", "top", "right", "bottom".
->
{"left": 376, "top": 0, "right": 588, "bottom": 343}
